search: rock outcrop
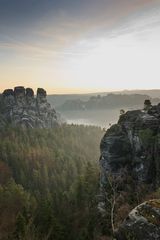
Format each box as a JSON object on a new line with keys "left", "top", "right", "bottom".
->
{"left": 115, "top": 199, "right": 160, "bottom": 240}
{"left": 100, "top": 104, "right": 160, "bottom": 188}
{"left": 0, "top": 86, "right": 59, "bottom": 128}
{"left": 99, "top": 102, "right": 160, "bottom": 238}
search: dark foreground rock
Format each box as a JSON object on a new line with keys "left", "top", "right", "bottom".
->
{"left": 98, "top": 102, "right": 160, "bottom": 239}
{"left": 115, "top": 199, "right": 160, "bottom": 240}
{"left": 0, "top": 86, "right": 60, "bottom": 128}
{"left": 100, "top": 104, "right": 160, "bottom": 190}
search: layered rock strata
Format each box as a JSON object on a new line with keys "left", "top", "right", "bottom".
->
{"left": 0, "top": 86, "right": 59, "bottom": 128}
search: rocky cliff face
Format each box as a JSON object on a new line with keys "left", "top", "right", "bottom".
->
{"left": 0, "top": 86, "right": 60, "bottom": 128}
{"left": 99, "top": 103, "right": 160, "bottom": 239}
{"left": 100, "top": 104, "right": 160, "bottom": 188}
{"left": 115, "top": 199, "right": 160, "bottom": 240}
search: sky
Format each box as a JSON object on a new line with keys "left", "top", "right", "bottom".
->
{"left": 0, "top": 0, "right": 160, "bottom": 94}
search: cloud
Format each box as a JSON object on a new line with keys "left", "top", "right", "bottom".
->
{"left": 0, "top": 0, "right": 159, "bottom": 65}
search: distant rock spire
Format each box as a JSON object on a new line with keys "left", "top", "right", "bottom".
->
{"left": 1, "top": 86, "right": 60, "bottom": 128}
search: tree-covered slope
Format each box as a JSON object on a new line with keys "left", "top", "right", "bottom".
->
{"left": 57, "top": 94, "right": 160, "bottom": 111}
{"left": 0, "top": 124, "right": 103, "bottom": 240}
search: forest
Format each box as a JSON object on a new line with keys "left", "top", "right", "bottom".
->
{"left": 0, "top": 122, "right": 159, "bottom": 240}
{"left": 0, "top": 124, "right": 103, "bottom": 240}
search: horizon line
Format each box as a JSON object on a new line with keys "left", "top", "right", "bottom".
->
{"left": 1, "top": 88, "right": 160, "bottom": 95}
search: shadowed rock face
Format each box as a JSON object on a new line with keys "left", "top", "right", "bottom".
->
{"left": 99, "top": 104, "right": 160, "bottom": 239}
{"left": 37, "top": 88, "right": 47, "bottom": 97}
{"left": 99, "top": 106, "right": 160, "bottom": 189}
{"left": 14, "top": 86, "right": 25, "bottom": 95}
{"left": 26, "top": 88, "right": 34, "bottom": 106}
{"left": 26, "top": 88, "right": 34, "bottom": 97}
{"left": 115, "top": 200, "right": 160, "bottom": 240}
{"left": 3, "top": 89, "right": 14, "bottom": 96}
{"left": 0, "top": 87, "right": 60, "bottom": 128}
{"left": 14, "top": 86, "right": 26, "bottom": 107}
{"left": 3, "top": 89, "right": 15, "bottom": 107}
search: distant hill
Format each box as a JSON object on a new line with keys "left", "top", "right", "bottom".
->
{"left": 114, "top": 89, "right": 160, "bottom": 98}
{"left": 47, "top": 89, "right": 160, "bottom": 108}
{"left": 57, "top": 93, "right": 160, "bottom": 111}
{"left": 47, "top": 93, "right": 93, "bottom": 108}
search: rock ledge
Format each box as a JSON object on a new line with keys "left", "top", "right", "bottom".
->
{"left": 116, "top": 199, "right": 160, "bottom": 240}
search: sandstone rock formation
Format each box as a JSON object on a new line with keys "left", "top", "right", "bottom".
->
{"left": 115, "top": 199, "right": 160, "bottom": 240}
{"left": 100, "top": 104, "right": 160, "bottom": 189}
{"left": 99, "top": 102, "right": 160, "bottom": 238}
{"left": 0, "top": 86, "right": 59, "bottom": 128}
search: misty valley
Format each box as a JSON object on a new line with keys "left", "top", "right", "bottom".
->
{"left": 52, "top": 91, "right": 160, "bottom": 128}
{"left": 0, "top": 87, "right": 160, "bottom": 240}
{"left": 59, "top": 109, "right": 119, "bottom": 127}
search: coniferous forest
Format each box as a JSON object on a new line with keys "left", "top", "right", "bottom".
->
{"left": 0, "top": 124, "right": 103, "bottom": 240}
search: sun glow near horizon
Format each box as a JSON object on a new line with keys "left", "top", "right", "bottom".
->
{"left": 60, "top": 33, "right": 160, "bottom": 92}
{"left": 1, "top": 32, "right": 160, "bottom": 94}
{"left": 0, "top": 0, "right": 160, "bottom": 93}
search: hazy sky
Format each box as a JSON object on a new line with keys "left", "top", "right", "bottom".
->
{"left": 0, "top": 0, "right": 160, "bottom": 93}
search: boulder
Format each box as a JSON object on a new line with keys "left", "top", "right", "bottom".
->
{"left": 115, "top": 199, "right": 160, "bottom": 240}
